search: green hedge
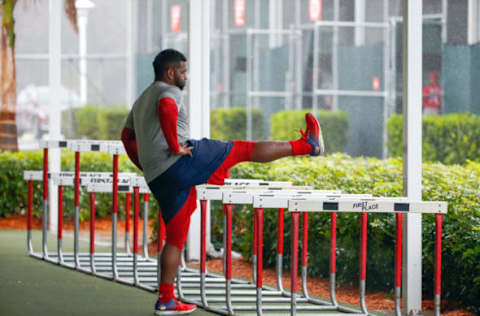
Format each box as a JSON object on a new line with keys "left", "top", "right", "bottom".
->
{"left": 0, "top": 150, "right": 153, "bottom": 221}
{"left": 1, "top": 150, "right": 480, "bottom": 312}
{"left": 97, "top": 107, "right": 130, "bottom": 140}
{"left": 387, "top": 113, "right": 480, "bottom": 164}
{"left": 65, "top": 106, "right": 265, "bottom": 142}
{"left": 271, "top": 110, "right": 349, "bottom": 153}
{"left": 210, "top": 107, "right": 264, "bottom": 140}
{"left": 222, "top": 155, "right": 480, "bottom": 313}
{"left": 62, "top": 105, "right": 129, "bottom": 140}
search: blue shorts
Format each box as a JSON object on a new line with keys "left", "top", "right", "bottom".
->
{"left": 148, "top": 138, "right": 233, "bottom": 224}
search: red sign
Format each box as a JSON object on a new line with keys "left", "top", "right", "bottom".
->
{"left": 234, "top": 0, "right": 246, "bottom": 27}
{"left": 373, "top": 77, "right": 380, "bottom": 91}
{"left": 309, "top": 0, "right": 322, "bottom": 22}
{"left": 171, "top": 5, "right": 181, "bottom": 33}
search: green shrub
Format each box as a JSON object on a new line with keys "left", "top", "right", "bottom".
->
{"left": 97, "top": 107, "right": 129, "bottom": 140}
{"left": 210, "top": 107, "right": 264, "bottom": 140}
{"left": 67, "top": 106, "right": 265, "bottom": 142}
{"left": 0, "top": 151, "right": 45, "bottom": 218}
{"left": 271, "top": 110, "right": 349, "bottom": 153}
{"left": 219, "top": 155, "right": 480, "bottom": 313}
{"left": 75, "top": 105, "right": 102, "bottom": 139}
{"left": 62, "top": 105, "right": 129, "bottom": 140}
{"left": 387, "top": 113, "right": 480, "bottom": 164}
{"left": 0, "top": 150, "right": 152, "bottom": 221}
{"left": 2, "top": 143, "right": 480, "bottom": 311}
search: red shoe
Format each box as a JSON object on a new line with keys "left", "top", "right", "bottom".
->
{"left": 303, "top": 113, "right": 325, "bottom": 156}
{"left": 154, "top": 297, "right": 197, "bottom": 315}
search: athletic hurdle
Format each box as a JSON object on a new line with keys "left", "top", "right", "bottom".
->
{"left": 27, "top": 140, "right": 68, "bottom": 259}
{"left": 221, "top": 189, "right": 374, "bottom": 315}
{"left": 218, "top": 179, "right": 294, "bottom": 285}
{"left": 24, "top": 171, "right": 135, "bottom": 265}
{"left": 24, "top": 167, "right": 168, "bottom": 284}
{"left": 180, "top": 184, "right": 366, "bottom": 315}
{"left": 26, "top": 140, "right": 120, "bottom": 251}
{"left": 288, "top": 197, "right": 447, "bottom": 316}
{"left": 251, "top": 191, "right": 375, "bottom": 315}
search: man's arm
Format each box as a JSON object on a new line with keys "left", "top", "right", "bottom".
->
{"left": 157, "top": 97, "right": 193, "bottom": 156}
{"left": 121, "top": 126, "right": 143, "bottom": 171}
{"left": 422, "top": 86, "right": 429, "bottom": 108}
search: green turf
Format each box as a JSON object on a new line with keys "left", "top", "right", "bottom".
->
{"left": 0, "top": 230, "right": 213, "bottom": 316}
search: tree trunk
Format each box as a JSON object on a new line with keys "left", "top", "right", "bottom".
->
{"left": 0, "top": 1, "right": 18, "bottom": 151}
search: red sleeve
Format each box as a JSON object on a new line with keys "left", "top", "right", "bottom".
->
{"left": 157, "top": 97, "right": 180, "bottom": 153}
{"left": 121, "top": 126, "right": 143, "bottom": 171}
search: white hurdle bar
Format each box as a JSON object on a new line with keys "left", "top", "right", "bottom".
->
{"left": 288, "top": 197, "right": 447, "bottom": 316}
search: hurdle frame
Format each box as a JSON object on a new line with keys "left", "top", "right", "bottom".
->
{"left": 288, "top": 197, "right": 447, "bottom": 316}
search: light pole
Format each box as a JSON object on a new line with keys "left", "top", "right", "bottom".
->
{"left": 75, "top": 0, "right": 95, "bottom": 105}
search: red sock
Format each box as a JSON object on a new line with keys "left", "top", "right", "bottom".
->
{"left": 158, "top": 282, "right": 175, "bottom": 302}
{"left": 289, "top": 139, "right": 313, "bottom": 156}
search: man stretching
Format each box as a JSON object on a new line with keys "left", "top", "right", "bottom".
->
{"left": 121, "top": 49, "right": 324, "bottom": 315}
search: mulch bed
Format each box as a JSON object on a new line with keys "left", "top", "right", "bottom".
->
{"left": 1, "top": 215, "right": 473, "bottom": 315}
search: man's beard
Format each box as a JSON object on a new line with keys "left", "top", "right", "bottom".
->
{"left": 174, "top": 74, "right": 185, "bottom": 90}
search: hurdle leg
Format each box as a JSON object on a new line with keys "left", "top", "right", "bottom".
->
{"left": 74, "top": 151, "right": 81, "bottom": 269}
{"left": 224, "top": 204, "right": 234, "bottom": 315}
{"left": 255, "top": 208, "right": 264, "bottom": 316}
{"left": 359, "top": 212, "right": 368, "bottom": 314}
{"left": 111, "top": 153, "right": 119, "bottom": 280}
{"left": 395, "top": 213, "right": 402, "bottom": 316}
{"left": 301, "top": 212, "right": 310, "bottom": 299}
{"left": 143, "top": 193, "right": 150, "bottom": 259}
{"left": 177, "top": 264, "right": 184, "bottom": 299}
{"left": 223, "top": 214, "right": 226, "bottom": 275}
{"left": 200, "top": 200, "right": 208, "bottom": 306}
{"left": 90, "top": 192, "right": 96, "bottom": 274}
{"left": 42, "top": 148, "right": 49, "bottom": 259}
{"left": 434, "top": 214, "right": 443, "bottom": 316}
{"left": 252, "top": 208, "right": 257, "bottom": 284}
{"left": 276, "top": 208, "right": 285, "bottom": 293}
{"left": 125, "top": 192, "right": 131, "bottom": 255}
{"left": 27, "top": 180, "right": 33, "bottom": 254}
{"left": 57, "top": 185, "right": 64, "bottom": 264}
{"left": 157, "top": 207, "right": 163, "bottom": 294}
{"left": 330, "top": 212, "right": 338, "bottom": 306}
{"left": 133, "top": 186, "right": 140, "bottom": 285}
{"left": 291, "top": 212, "right": 300, "bottom": 316}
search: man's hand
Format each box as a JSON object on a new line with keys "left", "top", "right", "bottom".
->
{"left": 172, "top": 143, "right": 193, "bottom": 157}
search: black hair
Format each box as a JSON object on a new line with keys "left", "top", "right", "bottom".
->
{"left": 152, "top": 49, "right": 187, "bottom": 80}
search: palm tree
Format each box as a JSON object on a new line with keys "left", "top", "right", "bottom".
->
{"left": 0, "top": 0, "right": 78, "bottom": 151}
